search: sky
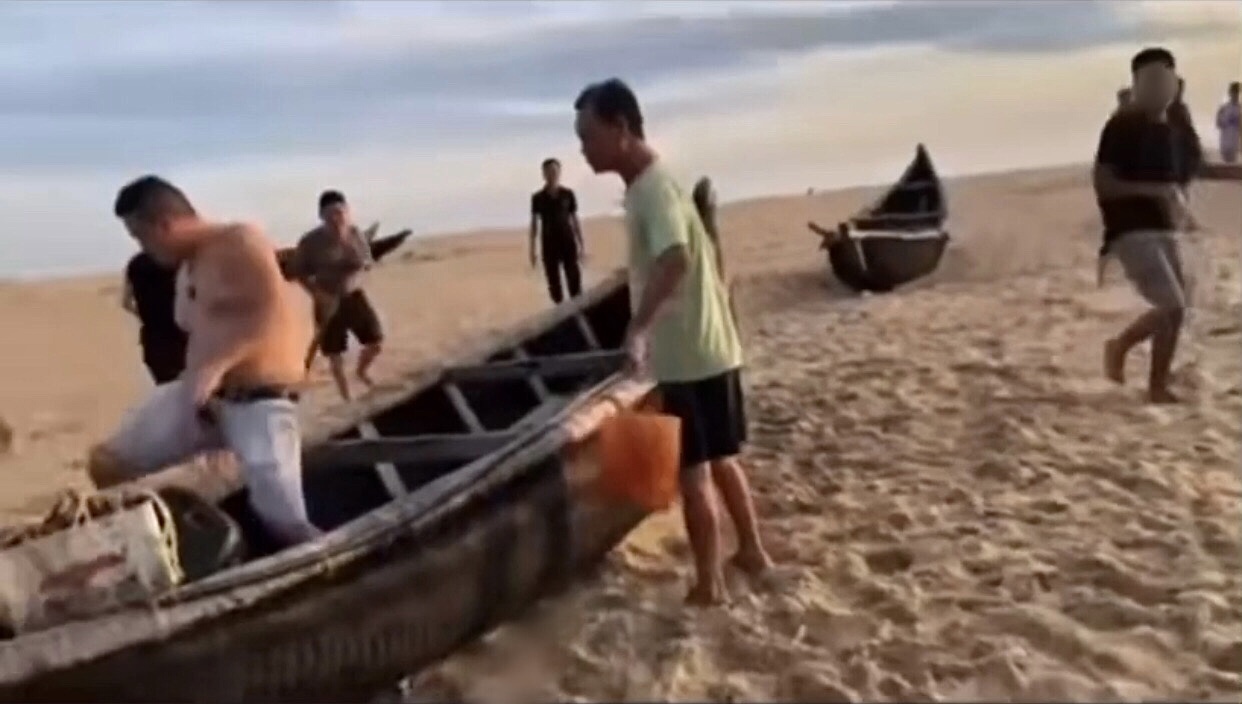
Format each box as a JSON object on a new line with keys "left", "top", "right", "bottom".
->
{"left": 0, "top": 0, "right": 1238, "bottom": 278}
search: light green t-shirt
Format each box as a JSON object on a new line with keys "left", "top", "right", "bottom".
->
{"left": 623, "top": 161, "right": 744, "bottom": 383}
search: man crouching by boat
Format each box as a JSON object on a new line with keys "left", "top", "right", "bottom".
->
{"left": 574, "top": 78, "right": 773, "bottom": 604}
{"left": 87, "top": 175, "right": 322, "bottom": 546}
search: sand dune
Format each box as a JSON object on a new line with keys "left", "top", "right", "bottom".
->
{"left": 0, "top": 166, "right": 1239, "bottom": 701}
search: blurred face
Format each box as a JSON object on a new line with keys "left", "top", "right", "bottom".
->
{"left": 542, "top": 161, "right": 561, "bottom": 186}
{"left": 1131, "top": 61, "right": 1178, "bottom": 111}
{"left": 575, "top": 107, "right": 628, "bottom": 174}
{"left": 122, "top": 213, "right": 178, "bottom": 266}
{"left": 319, "top": 201, "right": 351, "bottom": 231}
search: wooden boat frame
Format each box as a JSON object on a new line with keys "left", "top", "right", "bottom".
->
{"left": 0, "top": 270, "right": 657, "bottom": 703}
{"left": 809, "top": 144, "right": 950, "bottom": 293}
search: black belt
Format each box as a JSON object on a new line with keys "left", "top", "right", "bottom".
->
{"left": 214, "top": 385, "right": 300, "bottom": 404}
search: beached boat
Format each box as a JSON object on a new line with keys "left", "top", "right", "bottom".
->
{"left": 808, "top": 144, "right": 950, "bottom": 293}
{"left": 0, "top": 271, "right": 664, "bottom": 702}
{"left": 1199, "top": 160, "right": 1242, "bottom": 180}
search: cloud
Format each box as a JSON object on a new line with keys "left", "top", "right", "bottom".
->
{"left": 0, "top": 0, "right": 1238, "bottom": 277}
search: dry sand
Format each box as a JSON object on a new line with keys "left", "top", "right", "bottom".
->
{"left": 0, "top": 165, "right": 1239, "bottom": 701}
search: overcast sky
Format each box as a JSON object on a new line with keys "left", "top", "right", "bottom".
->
{"left": 0, "top": 0, "right": 1238, "bottom": 277}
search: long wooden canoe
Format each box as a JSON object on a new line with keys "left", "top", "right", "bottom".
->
{"left": 0, "top": 270, "right": 657, "bottom": 702}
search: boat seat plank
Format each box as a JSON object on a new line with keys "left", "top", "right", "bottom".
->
{"left": 304, "top": 395, "right": 571, "bottom": 473}
{"left": 851, "top": 210, "right": 946, "bottom": 224}
{"left": 574, "top": 314, "right": 601, "bottom": 350}
{"left": 513, "top": 347, "right": 551, "bottom": 401}
{"left": 303, "top": 431, "right": 517, "bottom": 472}
{"left": 444, "top": 350, "right": 625, "bottom": 385}
{"left": 356, "top": 421, "right": 408, "bottom": 497}
{"left": 444, "top": 382, "right": 486, "bottom": 433}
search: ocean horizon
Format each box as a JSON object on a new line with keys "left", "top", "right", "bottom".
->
{"left": 0, "top": 0, "right": 1238, "bottom": 280}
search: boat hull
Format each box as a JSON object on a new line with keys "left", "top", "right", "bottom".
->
{"left": 0, "top": 381, "right": 657, "bottom": 702}
{"left": 827, "top": 229, "right": 950, "bottom": 293}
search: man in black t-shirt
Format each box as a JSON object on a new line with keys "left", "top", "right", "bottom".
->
{"left": 122, "top": 251, "right": 188, "bottom": 384}
{"left": 529, "top": 158, "right": 585, "bottom": 304}
{"left": 1094, "top": 47, "right": 1199, "bottom": 404}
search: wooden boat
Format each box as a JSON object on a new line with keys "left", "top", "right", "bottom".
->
{"left": 808, "top": 144, "right": 950, "bottom": 293}
{"left": 1199, "top": 161, "right": 1242, "bottom": 180}
{"left": 0, "top": 271, "right": 662, "bottom": 702}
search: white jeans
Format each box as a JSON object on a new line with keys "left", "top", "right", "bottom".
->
{"left": 104, "top": 380, "right": 318, "bottom": 545}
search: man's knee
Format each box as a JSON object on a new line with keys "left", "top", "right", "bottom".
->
{"left": 679, "top": 462, "right": 712, "bottom": 496}
{"left": 86, "top": 443, "right": 136, "bottom": 489}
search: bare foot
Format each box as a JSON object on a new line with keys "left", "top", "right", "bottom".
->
{"left": 1103, "top": 338, "right": 1126, "bottom": 384}
{"left": 685, "top": 576, "right": 728, "bottom": 606}
{"left": 729, "top": 548, "right": 775, "bottom": 577}
{"left": 1147, "top": 386, "right": 1180, "bottom": 404}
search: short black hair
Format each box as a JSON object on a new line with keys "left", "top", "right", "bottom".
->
{"left": 318, "top": 189, "right": 346, "bottom": 211}
{"left": 574, "top": 78, "right": 645, "bottom": 139}
{"left": 113, "top": 175, "right": 195, "bottom": 221}
{"left": 1229, "top": 81, "right": 1241, "bottom": 93}
{"left": 541, "top": 157, "right": 560, "bottom": 170}
{"left": 1131, "top": 47, "right": 1175, "bottom": 75}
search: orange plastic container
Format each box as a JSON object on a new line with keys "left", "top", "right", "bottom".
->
{"left": 594, "top": 410, "right": 682, "bottom": 511}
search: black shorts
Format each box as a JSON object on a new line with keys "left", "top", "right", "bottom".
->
{"left": 658, "top": 368, "right": 748, "bottom": 473}
{"left": 320, "top": 290, "right": 383, "bottom": 356}
{"left": 140, "top": 330, "right": 187, "bottom": 385}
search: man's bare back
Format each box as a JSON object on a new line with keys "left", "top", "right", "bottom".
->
{"left": 182, "top": 223, "right": 314, "bottom": 393}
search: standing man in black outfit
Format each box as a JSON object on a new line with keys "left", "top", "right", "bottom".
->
{"left": 529, "top": 158, "right": 585, "bottom": 303}
{"left": 1094, "top": 47, "right": 1199, "bottom": 404}
{"left": 121, "top": 251, "right": 188, "bottom": 384}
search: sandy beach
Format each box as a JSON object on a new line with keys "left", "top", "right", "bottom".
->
{"left": 1, "top": 165, "right": 1239, "bottom": 701}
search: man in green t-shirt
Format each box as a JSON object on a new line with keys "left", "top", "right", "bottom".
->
{"left": 573, "top": 78, "right": 773, "bottom": 605}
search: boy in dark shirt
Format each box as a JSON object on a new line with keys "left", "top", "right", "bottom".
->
{"left": 122, "top": 251, "right": 188, "bottom": 383}
{"left": 1094, "top": 47, "right": 1199, "bottom": 404}
{"left": 529, "top": 158, "right": 585, "bottom": 303}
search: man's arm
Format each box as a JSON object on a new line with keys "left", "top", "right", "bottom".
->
{"left": 120, "top": 272, "right": 137, "bottom": 316}
{"left": 1092, "top": 117, "right": 1175, "bottom": 200}
{"left": 191, "top": 226, "right": 279, "bottom": 375}
{"left": 528, "top": 195, "right": 540, "bottom": 265}
{"left": 567, "top": 190, "right": 585, "bottom": 255}
{"left": 630, "top": 186, "right": 690, "bottom": 335}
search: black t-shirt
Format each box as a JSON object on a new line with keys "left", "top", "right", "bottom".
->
{"left": 531, "top": 187, "right": 578, "bottom": 253}
{"left": 1094, "top": 110, "right": 1181, "bottom": 244}
{"left": 125, "top": 253, "right": 186, "bottom": 345}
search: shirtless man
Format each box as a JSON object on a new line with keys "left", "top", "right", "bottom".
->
{"left": 88, "top": 175, "right": 321, "bottom": 546}
{"left": 296, "top": 190, "right": 384, "bottom": 401}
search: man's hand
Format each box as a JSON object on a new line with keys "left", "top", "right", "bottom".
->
{"left": 1169, "top": 188, "right": 1201, "bottom": 231}
{"left": 186, "top": 365, "right": 226, "bottom": 424}
{"left": 622, "top": 324, "right": 650, "bottom": 377}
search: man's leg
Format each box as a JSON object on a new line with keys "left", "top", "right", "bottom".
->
{"left": 661, "top": 379, "right": 727, "bottom": 605}
{"left": 563, "top": 252, "right": 583, "bottom": 299}
{"left": 700, "top": 369, "right": 771, "bottom": 574}
{"left": 319, "top": 309, "right": 352, "bottom": 400}
{"left": 217, "top": 399, "right": 321, "bottom": 546}
{"left": 348, "top": 290, "right": 384, "bottom": 388}
{"left": 1110, "top": 232, "right": 1188, "bottom": 402}
{"left": 88, "top": 380, "right": 218, "bottom": 488}
{"left": 542, "top": 252, "right": 565, "bottom": 304}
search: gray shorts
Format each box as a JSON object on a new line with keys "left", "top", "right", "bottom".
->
{"left": 1110, "top": 230, "right": 1189, "bottom": 311}
{"left": 103, "top": 380, "right": 318, "bottom": 544}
